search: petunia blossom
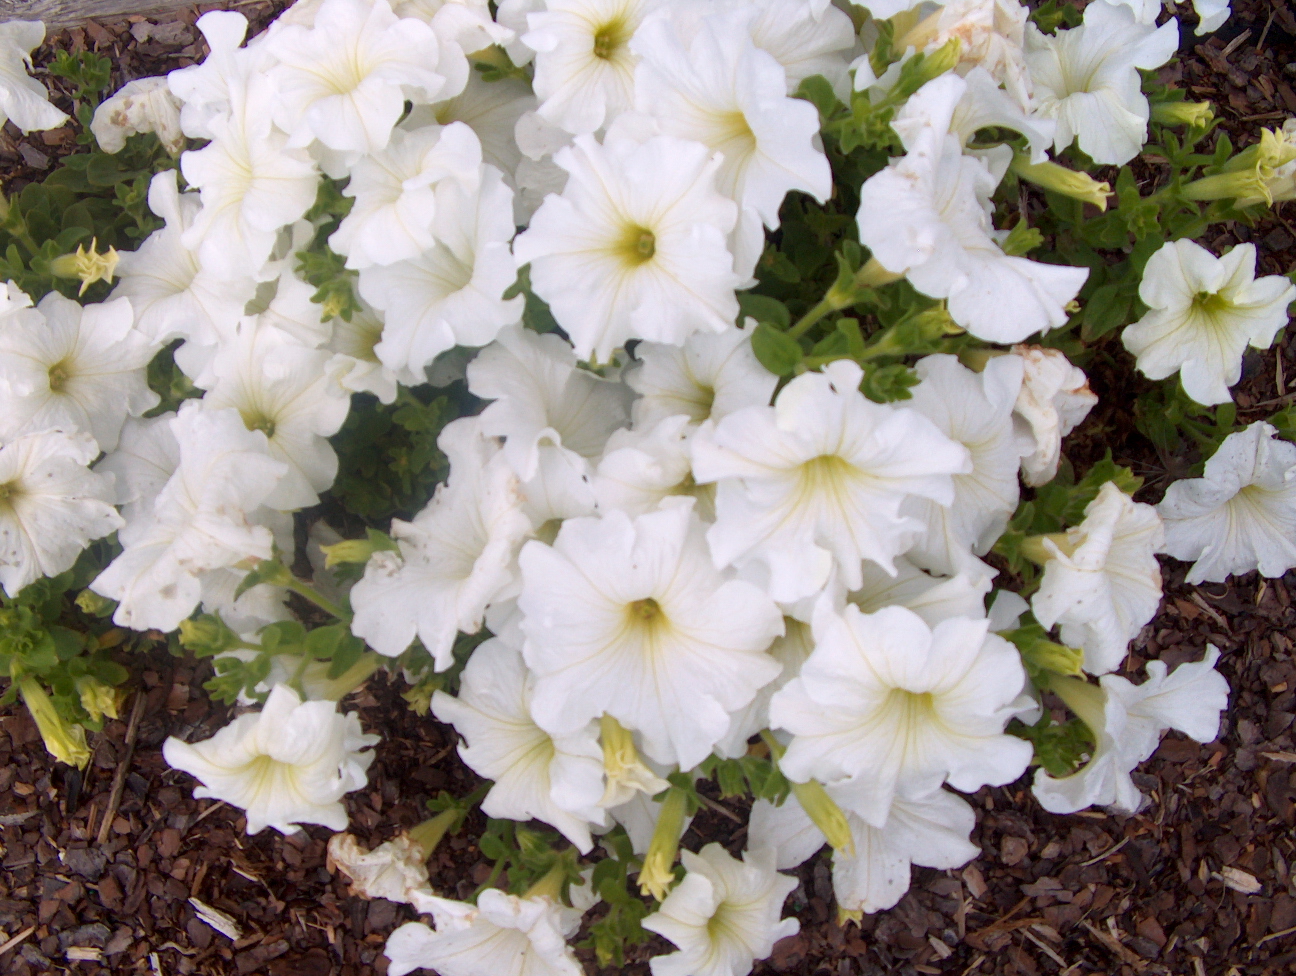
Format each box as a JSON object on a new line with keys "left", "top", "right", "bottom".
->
{"left": 0, "top": 22, "right": 70, "bottom": 133}
{"left": 1010, "top": 345, "right": 1097, "bottom": 487}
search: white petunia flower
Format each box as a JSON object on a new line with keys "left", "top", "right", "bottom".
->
{"left": 265, "top": 0, "right": 449, "bottom": 154}
{"left": 0, "top": 429, "right": 123, "bottom": 597}
{"left": 1122, "top": 240, "right": 1296, "bottom": 406}
{"left": 518, "top": 502, "right": 783, "bottom": 768}
{"left": 523, "top": 0, "right": 664, "bottom": 134}
{"left": 327, "top": 831, "right": 432, "bottom": 905}
{"left": 325, "top": 303, "right": 417, "bottom": 404}
{"left": 769, "top": 603, "right": 1032, "bottom": 825}
{"left": 743, "top": 0, "right": 856, "bottom": 95}
{"left": 749, "top": 785, "right": 979, "bottom": 915}
{"left": 350, "top": 419, "right": 532, "bottom": 665}
{"left": 902, "top": 354, "right": 1028, "bottom": 577}
{"left": 625, "top": 322, "right": 777, "bottom": 430}
{"left": 512, "top": 132, "right": 741, "bottom": 362}
{"left": 198, "top": 324, "right": 351, "bottom": 511}
{"left": 179, "top": 74, "right": 320, "bottom": 279}
{"left": 895, "top": 0, "right": 1033, "bottom": 109}
{"left": 91, "top": 404, "right": 287, "bottom": 632}
{"left": 0, "top": 294, "right": 159, "bottom": 453}
{"left": 714, "top": 615, "right": 814, "bottom": 759}
{"left": 1025, "top": 1, "right": 1178, "bottom": 166}
{"left": 1010, "top": 344, "right": 1097, "bottom": 487}
{"left": 330, "top": 122, "right": 483, "bottom": 270}
{"left": 642, "top": 844, "right": 799, "bottom": 976}
{"left": 628, "top": 9, "right": 832, "bottom": 279}
{"left": 846, "top": 555, "right": 993, "bottom": 628}
{"left": 413, "top": 74, "right": 535, "bottom": 192}
{"left": 360, "top": 165, "right": 523, "bottom": 376}
{"left": 163, "top": 684, "right": 377, "bottom": 834}
{"left": 167, "top": 11, "right": 271, "bottom": 140}
{"left": 432, "top": 639, "right": 607, "bottom": 852}
{"left": 0, "top": 22, "right": 69, "bottom": 133}
{"left": 110, "top": 171, "right": 257, "bottom": 355}
{"left": 594, "top": 416, "right": 714, "bottom": 519}
{"left": 857, "top": 126, "right": 1088, "bottom": 343}
{"left": 1192, "top": 0, "right": 1230, "bottom": 35}
{"left": 1158, "top": 422, "right": 1296, "bottom": 583}
{"left": 692, "top": 360, "right": 971, "bottom": 604}
{"left": 1031, "top": 482, "right": 1163, "bottom": 675}
{"left": 1033, "top": 648, "right": 1229, "bottom": 813}
{"left": 386, "top": 890, "right": 585, "bottom": 976}
{"left": 95, "top": 414, "right": 180, "bottom": 521}
{"left": 91, "top": 76, "right": 184, "bottom": 155}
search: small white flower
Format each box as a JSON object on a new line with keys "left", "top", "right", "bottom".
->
{"left": 1025, "top": 1, "right": 1179, "bottom": 166}
{"left": 512, "top": 132, "right": 741, "bottom": 362}
{"left": 360, "top": 165, "right": 523, "bottom": 376}
{"left": 432, "top": 638, "right": 607, "bottom": 852}
{"left": 0, "top": 429, "right": 123, "bottom": 597}
{"left": 518, "top": 503, "right": 783, "bottom": 768}
{"left": 1033, "top": 648, "right": 1229, "bottom": 813}
{"left": 769, "top": 603, "right": 1032, "bottom": 825}
{"left": 625, "top": 322, "right": 777, "bottom": 430}
{"left": 163, "top": 684, "right": 378, "bottom": 834}
{"left": 523, "top": 0, "right": 664, "bottom": 134}
{"left": 198, "top": 324, "right": 352, "bottom": 511}
{"left": 1032, "top": 482, "right": 1164, "bottom": 675}
{"left": 330, "top": 122, "right": 483, "bottom": 270}
{"left": 857, "top": 127, "right": 1088, "bottom": 343}
{"left": 385, "top": 890, "right": 585, "bottom": 976}
{"left": 0, "top": 293, "right": 159, "bottom": 453}
{"left": 692, "top": 360, "right": 971, "bottom": 603}
{"left": 642, "top": 844, "right": 799, "bottom": 976}
{"left": 266, "top": 0, "right": 449, "bottom": 153}
{"left": 902, "top": 354, "right": 1029, "bottom": 576}
{"left": 1123, "top": 240, "right": 1296, "bottom": 406}
{"left": 0, "top": 22, "right": 69, "bottom": 133}
{"left": 91, "top": 404, "right": 287, "bottom": 632}
{"left": 1158, "top": 422, "right": 1296, "bottom": 583}
{"left": 1010, "top": 345, "right": 1097, "bottom": 487}
{"left": 91, "top": 76, "right": 185, "bottom": 155}
{"left": 327, "top": 832, "right": 433, "bottom": 905}
{"left": 350, "top": 419, "right": 533, "bottom": 666}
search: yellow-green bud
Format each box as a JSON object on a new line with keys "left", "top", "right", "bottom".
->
{"left": 407, "top": 807, "right": 465, "bottom": 857}
{"left": 76, "top": 676, "right": 120, "bottom": 723}
{"left": 639, "top": 786, "right": 689, "bottom": 900}
{"left": 1184, "top": 127, "right": 1296, "bottom": 206}
{"left": 791, "top": 779, "right": 856, "bottom": 855}
{"left": 1048, "top": 674, "right": 1107, "bottom": 736}
{"left": 305, "top": 652, "right": 380, "bottom": 701}
{"left": 1011, "top": 155, "right": 1111, "bottom": 211}
{"left": 76, "top": 588, "right": 116, "bottom": 617}
{"left": 19, "top": 676, "right": 90, "bottom": 768}
{"left": 179, "top": 613, "right": 242, "bottom": 655}
{"left": 1013, "top": 634, "right": 1086, "bottom": 679}
{"left": 322, "top": 529, "right": 399, "bottom": 569}
{"left": 49, "top": 238, "right": 120, "bottom": 296}
{"left": 1150, "top": 101, "right": 1214, "bottom": 128}
{"left": 1018, "top": 531, "right": 1078, "bottom": 566}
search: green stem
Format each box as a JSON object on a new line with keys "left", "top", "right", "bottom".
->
{"left": 285, "top": 577, "right": 349, "bottom": 621}
{"left": 788, "top": 298, "right": 837, "bottom": 340}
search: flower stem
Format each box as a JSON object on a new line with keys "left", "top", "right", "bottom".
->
{"left": 285, "top": 576, "right": 349, "bottom": 621}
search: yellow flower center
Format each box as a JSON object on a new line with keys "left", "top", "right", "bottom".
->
{"left": 242, "top": 410, "right": 277, "bottom": 439}
{"left": 614, "top": 224, "right": 657, "bottom": 267}
{"left": 47, "top": 361, "right": 72, "bottom": 392}
{"left": 628, "top": 597, "right": 662, "bottom": 622}
{"left": 592, "top": 16, "right": 632, "bottom": 60}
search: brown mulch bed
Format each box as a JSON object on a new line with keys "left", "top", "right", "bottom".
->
{"left": 2, "top": 1, "right": 1296, "bottom": 974}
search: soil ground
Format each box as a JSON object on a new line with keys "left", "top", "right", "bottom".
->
{"left": 2, "top": 1, "right": 1296, "bottom": 974}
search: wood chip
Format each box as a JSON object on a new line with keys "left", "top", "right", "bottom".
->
{"left": 66, "top": 946, "right": 103, "bottom": 961}
{"left": 1216, "top": 867, "right": 1263, "bottom": 895}
{"left": 188, "top": 897, "right": 243, "bottom": 940}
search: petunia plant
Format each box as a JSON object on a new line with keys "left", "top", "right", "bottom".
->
{"left": 0, "top": 0, "right": 1288, "bottom": 972}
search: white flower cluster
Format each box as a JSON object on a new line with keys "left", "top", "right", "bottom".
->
{"left": 0, "top": 0, "right": 1275, "bottom": 971}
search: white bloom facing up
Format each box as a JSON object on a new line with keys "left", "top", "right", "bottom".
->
{"left": 432, "top": 639, "right": 606, "bottom": 852}
{"left": 265, "top": 0, "right": 448, "bottom": 154}
{"left": 628, "top": 9, "right": 832, "bottom": 278}
{"left": 1122, "top": 240, "right": 1296, "bottom": 406}
{"left": 769, "top": 603, "right": 1032, "bottom": 825}
{"left": 91, "top": 404, "right": 287, "bottom": 632}
{"left": 360, "top": 165, "right": 524, "bottom": 376}
{"left": 1010, "top": 345, "right": 1097, "bottom": 487}
{"left": 1033, "top": 648, "right": 1229, "bottom": 814}
{"left": 626, "top": 323, "right": 777, "bottom": 430}
{"left": 692, "top": 360, "right": 971, "bottom": 604}
{"left": 524, "top": 0, "right": 664, "bottom": 134}
{"left": 857, "top": 126, "right": 1089, "bottom": 343}
{"left": 0, "top": 22, "right": 70, "bottom": 133}
{"left": 0, "top": 293, "right": 159, "bottom": 452}
{"left": 1025, "top": 0, "right": 1179, "bottom": 165}
{"left": 385, "top": 889, "right": 584, "bottom": 976}
{"left": 1031, "top": 482, "right": 1164, "bottom": 675}
{"left": 518, "top": 503, "right": 783, "bottom": 769}
{"left": 0, "top": 429, "right": 123, "bottom": 597}
{"left": 91, "top": 76, "right": 185, "bottom": 155}
{"left": 902, "top": 354, "right": 1028, "bottom": 576}
{"left": 1158, "top": 422, "right": 1296, "bottom": 583}
{"left": 350, "top": 419, "right": 532, "bottom": 666}
{"left": 164, "top": 685, "right": 377, "bottom": 834}
{"left": 513, "top": 132, "right": 741, "bottom": 362}
{"left": 641, "top": 844, "right": 799, "bottom": 976}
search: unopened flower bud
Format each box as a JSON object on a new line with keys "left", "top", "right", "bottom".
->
{"left": 322, "top": 529, "right": 399, "bottom": 569}
{"left": 791, "top": 779, "right": 855, "bottom": 855}
{"left": 179, "top": 613, "right": 243, "bottom": 655}
{"left": 49, "top": 238, "right": 119, "bottom": 296}
{"left": 1151, "top": 101, "right": 1213, "bottom": 128}
{"left": 76, "top": 588, "right": 116, "bottom": 617}
{"left": 600, "top": 714, "right": 670, "bottom": 806}
{"left": 639, "top": 786, "right": 688, "bottom": 900}
{"left": 1184, "top": 128, "right": 1296, "bottom": 206}
{"left": 1011, "top": 155, "right": 1111, "bottom": 211}
{"left": 76, "top": 676, "right": 121, "bottom": 723}
{"left": 19, "top": 675, "right": 90, "bottom": 768}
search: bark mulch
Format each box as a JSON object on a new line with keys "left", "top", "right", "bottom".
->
{"left": 2, "top": 1, "right": 1296, "bottom": 974}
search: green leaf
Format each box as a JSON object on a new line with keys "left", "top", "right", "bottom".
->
{"left": 1009, "top": 713, "right": 1094, "bottom": 777}
{"left": 793, "top": 74, "right": 843, "bottom": 123}
{"left": 258, "top": 620, "right": 307, "bottom": 655}
{"left": 737, "top": 293, "right": 790, "bottom": 330}
{"left": 750, "top": 322, "right": 803, "bottom": 376}
{"left": 1079, "top": 282, "right": 1133, "bottom": 342}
